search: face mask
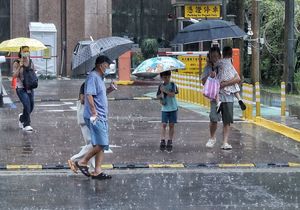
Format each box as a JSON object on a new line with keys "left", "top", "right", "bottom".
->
{"left": 21, "top": 52, "right": 30, "bottom": 57}
{"left": 104, "top": 68, "right": 111, "bottom": 76}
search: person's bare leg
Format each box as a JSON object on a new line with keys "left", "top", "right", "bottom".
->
{"left": 223, "top": 124, "right": 230, "bottom": 145}
{"left": 169, "top": 123, "right": 175, "bottom": 140}
{"left": 210, "top": 122, "right": 217, "bottom": 139}
{"left": 234, "top": 92, "right": 242, "bottom": 101}
{"left": 94, "top": 148, "right": 104, "bottom": 175}
{"left": 160, "top": 123, "right": 167, "bottom": 140}
{"left": 78, "top": 145, "right": 101, "bottom": 166}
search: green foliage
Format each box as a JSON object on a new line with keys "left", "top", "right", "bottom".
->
{"left": 245, "top": 0, "right": 300, "bottom": 86}
{"left": 141, "top": 39, "right": 158, "bottom": 59}
{"left": 131, "top": 52, "right": 144, "bottom": 69}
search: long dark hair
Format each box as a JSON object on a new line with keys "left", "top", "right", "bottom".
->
{"left": 18, "top": 46, "right": 30, "bottom": 58}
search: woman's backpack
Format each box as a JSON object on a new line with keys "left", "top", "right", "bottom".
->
{"left": 21, "top": 60, "right": 38, "bottom": 90}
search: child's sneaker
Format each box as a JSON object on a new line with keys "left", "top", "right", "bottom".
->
{"left": 206, "top": 138, "right": 216, "bottom": 148}
{"left": 216, "top": 102, "right": 222, "bottom": 113}
{"left": 238, "top": 100, "right": 246, "bottom": 111}
{"left": 166, "top": 140, "right": 173, "bottom": 151}
{"left": 160, "top": 140, "right": 166, "bottom": 150}
{"left": 221, "top": 143, "right": 232, "bottom": 150}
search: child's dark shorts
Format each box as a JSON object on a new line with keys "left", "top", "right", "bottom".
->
{"left": 161, "top": 110, "right": 177, "bottom": 123}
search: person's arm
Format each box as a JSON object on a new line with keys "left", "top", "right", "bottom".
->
{"left": 106, "top": 81, "right": 117, "bottom": 95}
{"left": 160, "top": 85, "right": 175, "bottom": 97}
{"left": 79, "top": 94, "right": 84, "bottom": 104}
{"left": 86, "top": 94, "right": 97, "bottom": 117}
{"left": 12, "top": 61, "right": 21, "bottom": 78}
{"left": 156, "top": 85, "right": 163, "bottom": 99}
{"left": 220, "top": 73, "right": 241, "bottom": 89}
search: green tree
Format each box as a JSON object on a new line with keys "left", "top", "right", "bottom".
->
{"left": 141, "top": 39, "right": 158, "bottom": 59}
{"left": 245, "top": 0, "right": 300, "bottom": 87}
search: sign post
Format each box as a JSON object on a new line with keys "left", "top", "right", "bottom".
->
{"left": 43, "top": 45, "right": 51, "bottom": 78}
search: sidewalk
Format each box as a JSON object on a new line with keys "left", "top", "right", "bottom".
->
{"left": 0, "top": 79, "right": 299, "bottom": 168}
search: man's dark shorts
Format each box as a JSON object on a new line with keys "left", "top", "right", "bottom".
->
{"left": 209, "top": 101, "right": 233, "bottom": 125}
{"left": 162, "top": 110, "right": 177, "bottom": 124}
{"left": 220, "top": 102, "right": 234, "bottom": 125}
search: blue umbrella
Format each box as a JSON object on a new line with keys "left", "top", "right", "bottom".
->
{"left": 132, "top": 56, "right": 186, "bottom": 75}
{"left": 172, "top": 20, "right": 247, "bottom": 44}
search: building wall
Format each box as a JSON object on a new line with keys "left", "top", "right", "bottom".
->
{"left": 38, "top": 0, "right": 62, "bottom": 75}
{"left": 85, "top": 0, "right": 112, "bottom": 40}
{"left": 10, "top": 0, "right": 39, "bottom": 38}
{"left": 7, "top": 0, "right": 112, "bottom": 77}
{"left": 66, "top": 0, "right": 85, "bottom": 77}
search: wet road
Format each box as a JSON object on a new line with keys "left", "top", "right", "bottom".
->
{"left": 1, "top": 168, "right": 299, "bottom": 209}
{"left": 1, "top": 79, "right": 300, "bottom": 209}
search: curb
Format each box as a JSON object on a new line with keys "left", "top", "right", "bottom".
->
{"left": 253, "top": 117, "right": 300, "bottom": 142}
{"left": 0, "top": 162, "right": 299, "bottom": 170}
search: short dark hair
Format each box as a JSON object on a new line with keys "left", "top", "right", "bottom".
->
{"left": 160, "top": 70, "right": 171, "bottom": 77}
{"left": 95, "top": 55, "right": 114, "bottom": 66}
{"left": 209, "top": 46, "right": 221, "bottom": 58}
{"left": 222, "top": 46, "right": 233, "bottom": 58}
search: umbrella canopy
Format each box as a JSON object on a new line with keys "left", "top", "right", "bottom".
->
{"left": 171, "top": 20, "right": 247, "bottom": 44}
{"left": 132, "top": 56, "right": 186, "bottom": 75}
{"left": 0, "top": 37, "right": 47, "bottom": 52}
{"left": 72, "top": 36, "right": 133, "bottom": 70}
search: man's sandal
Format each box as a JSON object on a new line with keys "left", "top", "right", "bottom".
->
{"left": 91, "top": 172, "right": 112, "bottom": 180}
{"left": 75, "top": 161, "right": 90, "bottom": 177}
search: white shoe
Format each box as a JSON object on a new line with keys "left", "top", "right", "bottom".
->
{"left": 221, "top": 143, "right": 232, "bottom": 150}
{"left": 23, "top": 126, "right": 33, "bottom": 132}
{"left": 206, "top": 138, "right": 216, "bottom": 148}
{"left": 18, "top": 113, "right": 23, "bottom": 128}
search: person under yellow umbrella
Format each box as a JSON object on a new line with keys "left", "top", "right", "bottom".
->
{"left": 0, "top": 37, "right": 44, "bottom": 132}
{"left": 12, "top": 46, "right": 38, "bottom": 132}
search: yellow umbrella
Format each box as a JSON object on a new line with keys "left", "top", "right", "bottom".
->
{"left": 0, "top": 37, "right": 47, "bottom": 52}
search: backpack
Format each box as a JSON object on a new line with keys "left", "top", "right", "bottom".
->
{"left": 19, "top": 60, "right": 38, "bottom": 90}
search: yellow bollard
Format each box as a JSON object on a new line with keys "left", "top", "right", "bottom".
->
{"left": 242, "top": 83, "right": 253, "bottom": 120}
{"left": 183, "top": 74, "right": 187, "bottom": 102}
{"left": 249, "top": 83, "right": 253, "bottom": 120}
{"left": 195, "top": 75, "right": 201, "bottom": 105}
{"left": 255, "top": 82, "right": 261, "bottom": 117}
{"left": 281, "top": 82, "right": 286, "bottom": 116}
{"left": 178, "top": 73, "right": 183, "bottom": 100}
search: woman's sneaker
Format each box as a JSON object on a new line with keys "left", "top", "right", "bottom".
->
{"left": 23, "top": 126, "right": 33, "bottom": 132}
{"left": 206, "top": 138, "right": 216, "bottom": 148}
{"left": 18, "top": 113, "right": 23, "bottom": 128}
{"left": 221, "top": 143, "right": 232, "bottom": 150}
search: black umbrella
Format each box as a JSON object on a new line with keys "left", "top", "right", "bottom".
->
{"left": 172, "top": 20, "right": 247, "bottom": 44}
